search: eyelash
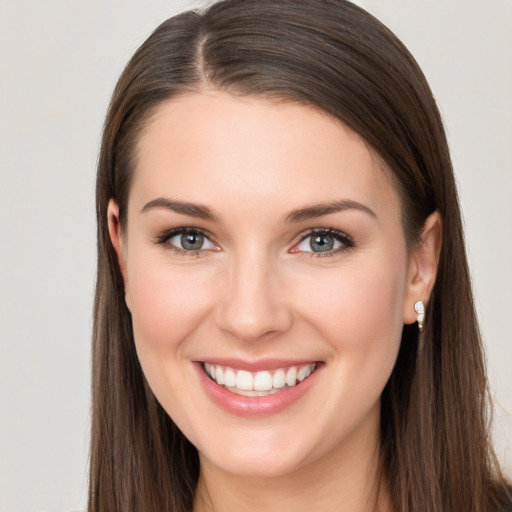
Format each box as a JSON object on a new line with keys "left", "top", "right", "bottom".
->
{"left": 294, "top": 228, "right": 355, "bottom": 258}
{"left": 153, "top": 227, "right": 218, "bottom": 257}
{"left": 153, "top": 227, "right": 355, "bottom": 257}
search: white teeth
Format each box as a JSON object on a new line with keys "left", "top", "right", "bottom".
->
{"left": 236, "top": 370, "right": 254, "bottom": 391}
{"left": 297, "top": 366, "right": 309, "bottom": 382}
{"left": 215, "top": 366, "right": 224, "bottom": 385}
{"left": 224, "top": 367, "right": 236, "bottom": 387}
{"left": 253, "top": 371, "right": 273, "bottom": 391}
{"left": 272, "top": 369, "right": 286, "bottom": 389}
{"left": 204, "top": 363, "right": 215, "bottom": 379}
{"left": 286, "top": 366, "right": 297, "bottom": 387}
{"left": 231, "top": 388, "right": 282, "bottom": 397}
{"left": 203, "top": 362, "right": 317, "bottom": 394}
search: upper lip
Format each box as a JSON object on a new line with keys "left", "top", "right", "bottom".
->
{"left": 196, "top": 358, "right": 320, "bottom": 372}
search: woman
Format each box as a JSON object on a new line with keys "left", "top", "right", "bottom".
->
{"left": 89, "top": 0, "right": 512, "bottom": 510}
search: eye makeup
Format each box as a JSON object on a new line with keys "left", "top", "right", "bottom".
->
{"left": 291, "top": 227, "right": 355, "bottom": 258}
{"left": 152, "top": 225, "right": 355, "bottom": 259}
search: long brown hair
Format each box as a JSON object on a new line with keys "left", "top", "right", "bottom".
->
{"left": 89, "top": 1, "right": 511, "bottom": 510}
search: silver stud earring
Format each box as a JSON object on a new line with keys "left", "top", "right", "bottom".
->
{"left": 414, "top": 301, "right": 425, "bottom": 332}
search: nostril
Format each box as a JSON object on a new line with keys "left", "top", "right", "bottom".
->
{"left": 213, "top": 261, "right": 294, "bottom": 340}
{"left": 214, "top": 302, "right": 293, "bottom": 341}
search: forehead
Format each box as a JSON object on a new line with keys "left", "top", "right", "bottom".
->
{"left": 130, "top": 91, "right": 400, "bottom": 221}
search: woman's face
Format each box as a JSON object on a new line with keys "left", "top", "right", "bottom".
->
{"left": 110, "top": 91, "right": 429, "bottom": 478}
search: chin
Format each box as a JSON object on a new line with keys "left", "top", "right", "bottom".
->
{"left": 201, "top": 448, "right": 309, "bottom": 479}
{"left": 194, "top": 425, "right": 323, "bottom": 479}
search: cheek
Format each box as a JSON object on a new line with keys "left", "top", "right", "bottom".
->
{"left": 125, "top": 256, "right": 220, "bottom": 438}
{"left": 126, "top": 255, "right": 215, "bottom": 361}
{"left": 303, "top": 265, "right": 404, "bottom": 333}
{"left": 291, "top": 256, "right": 407, "bottom": 435}
{"left": 291, "top": 254, "right": 407, "bottom": 363}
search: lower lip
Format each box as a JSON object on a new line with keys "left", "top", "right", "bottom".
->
{"left": 194, "top": 362, "right": 322, "bottom": 417}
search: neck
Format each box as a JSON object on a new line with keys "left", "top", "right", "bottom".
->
{"left": 193, "top": 408, "right": 392, "bottom": 512}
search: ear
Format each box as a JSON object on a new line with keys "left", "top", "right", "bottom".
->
{"left": 402, "top": 211, "right": 443, "bottom": 325}
{"left": 107, "top": 199, "right": 130, "bottom": 308}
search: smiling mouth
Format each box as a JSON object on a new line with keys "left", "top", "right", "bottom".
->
{"left": 202, "top": 362, "right": 318, "bottom": 397}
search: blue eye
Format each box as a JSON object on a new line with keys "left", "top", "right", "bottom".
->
{"left": 295, "top": 229, "right": 353, "bottom": 255}
{"left": 156, "top": 228, "right": 217, "bottom": 254}
{"left": 169, "top": 231, "right": 215, "bottom": 251}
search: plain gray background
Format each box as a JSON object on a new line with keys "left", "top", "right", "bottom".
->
{"left": 0, "top": 1, "right": 510, "bottom": 511}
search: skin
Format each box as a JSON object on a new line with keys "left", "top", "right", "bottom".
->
{"left": 108, "top": 91, "right": 441, "bottom": 512}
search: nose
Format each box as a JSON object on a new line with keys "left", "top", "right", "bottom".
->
{"left": 214, "top": 253, "right": 293, "bottom": 342}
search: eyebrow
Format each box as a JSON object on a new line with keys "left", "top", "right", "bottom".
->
{"left": 141, "top": 197, "right": 221, "bottom": 222}
{"left": 283, "top": 200, "right": 376, "bottom": 223}
{"left": 141, "top": 197, "right": 376, "bottom": 224}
